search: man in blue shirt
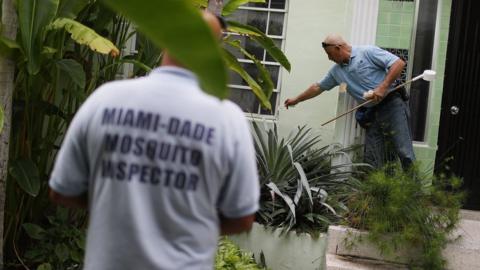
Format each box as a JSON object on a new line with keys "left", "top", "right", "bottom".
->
{"left": 284, "top": 34, "right": 415, "bottom": 169}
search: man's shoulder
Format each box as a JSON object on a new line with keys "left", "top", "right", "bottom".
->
{"left": 354, "top": 45, "right": 380, "bottom": 54}
{"left": 220, "top": 100, "right": 243, "bottom": 115}
{"left": 91, "top": 77, "right": 145, "bottom": 97}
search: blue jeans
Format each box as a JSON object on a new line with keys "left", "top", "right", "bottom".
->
{"left": 364, "top": 95, "right": 415, "bottom": 169}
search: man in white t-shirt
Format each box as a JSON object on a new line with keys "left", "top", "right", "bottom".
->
{"left": 49, "top": 12, "right": 259, "bottom": 270}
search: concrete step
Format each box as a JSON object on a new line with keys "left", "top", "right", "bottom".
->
{"left": 444, "top": 217, "right": 480, "bottom": 270}
{"left": 326, "top": 254, "right": 408, "bottom": 270}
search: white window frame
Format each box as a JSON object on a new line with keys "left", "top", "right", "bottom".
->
{"left": 227, "top": 1, "right": 289, "bottom": 120}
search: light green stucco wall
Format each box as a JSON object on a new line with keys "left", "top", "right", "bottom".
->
{"left": 376, "top": 0, "right": 415, "bottom": 49}
{"left": 413, "top": 0, "right": 452, "bottom": 169}
{"left": 374, "top": 0, "right": 452, "bottom": 170}
{"left": 277, "top": 0, "right": 354, "bottom": 144}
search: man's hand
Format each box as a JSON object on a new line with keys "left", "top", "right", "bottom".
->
{"left": 284, "top": 98, "right": 298, "bottom": 109}
{"left": 371, "top": 85, "right": 388, "bottom": 102}
{"left": 284, "top": 84, "right": 323, "bottom": 109}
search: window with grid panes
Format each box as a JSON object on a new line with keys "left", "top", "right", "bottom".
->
{"left": 227, "top": 0, "right": 287, "bottom": 117}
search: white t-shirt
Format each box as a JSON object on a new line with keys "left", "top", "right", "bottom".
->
{"left": 49, "top": 67, "right": 260, "bottom": 270}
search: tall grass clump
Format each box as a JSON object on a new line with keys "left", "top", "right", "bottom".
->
{"left": 345, "top": 164, "right": 464, "bottom": 269}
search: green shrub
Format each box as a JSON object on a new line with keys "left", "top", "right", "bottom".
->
{"left": 215, "top": 237, "right": 267, "bottom": 270}
{"left": 345, "top": 164, "right": 464, "bottom": 269}
{"left": 13, "top": 207, "right": 86, "bottom": 270}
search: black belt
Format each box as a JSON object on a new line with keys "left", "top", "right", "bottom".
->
{"left": 376, "top": 91, "right": 402, "bottom": 107}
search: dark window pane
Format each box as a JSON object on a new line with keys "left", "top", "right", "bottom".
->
{"left": 245, "top": 38, "right": 264, "bottom": 60}
{"left": 242, "top": 62, "right": 259, "bottom": 82}
{"left": 229, "top": 88, "right": 258, "bottom": 113}
{"left": 270, "top": 0, "right": 286, "bottom": 9}
{"left": 230, "top": 10, "right": 267, "bottom": 33}
{"left": 260, "top": 92, "right": 278, "bottom": 115}
{"left": 265, "top": 65, "right": 280, "bottom": 87}
{"left": 229, "top": 70, "right": 246, "bottom": 86}
{"left": 268, "top": 13, "right": 284, "bottom": 36}
{"left": 265, "top": 39, "right": 282, "bottom": 62}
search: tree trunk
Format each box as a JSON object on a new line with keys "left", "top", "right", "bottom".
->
{"left": 0, "top": 0, "right": 17, "bottom": 266}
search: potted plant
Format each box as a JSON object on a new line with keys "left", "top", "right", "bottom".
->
{"left": 328, "top": 164, "right": 464, "bottom": 270}
{"left": 230, "top": 122, "right": 368, "bottom": 270}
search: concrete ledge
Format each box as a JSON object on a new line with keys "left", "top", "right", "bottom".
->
{"left": 326, "top": 254, "right": 408, "bottom": 270}
{"left": 230, "top": 223, "right": 328, "bottom": 270}
{"left": 327, "top": 225, "right": 418, "bottom": 264}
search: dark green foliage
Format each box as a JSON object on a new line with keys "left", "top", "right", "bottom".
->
{"left": 4, "top": 1, "right": 158, "bottom": 266}
{"left": 345, "top": 164, "right": 464, "bottom": 269}
{"left": 6, "top": 207, "right": 86, "bottom": 270}
{"left": 252, "top": 121, "right": 369, "bottom": 234}
{"left": 215, "top": 237, "right": 267, "bottom": 270}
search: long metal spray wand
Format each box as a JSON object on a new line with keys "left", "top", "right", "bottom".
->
{"left": 320, "top": 70, "right": 436, "bottom": 126}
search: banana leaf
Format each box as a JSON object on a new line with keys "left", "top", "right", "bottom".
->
{"left": 222, "top": 0, "right": 265, "bottom": 16}
{"left": 48, "top": 17, "right": 120, "bottom": 56}
{"left": 18, "top": 0, "right": 60, "bottom": 74}
{"left": 227, "top": 20, "right": 290, "bottom": 71}
{"left": 225, "top": 38, "right": 274, "bottom": 99}
{"left": 191, "top": 0, "right": 208, "bottom": 8}
{"left": 102, "top": 0, "right": 228, "bottom": 99}
{"left": 223, "top": 49, "right": 271, "bottom": 109}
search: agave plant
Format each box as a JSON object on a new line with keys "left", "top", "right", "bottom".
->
{"left": 252, "top": 121, "right": 369, "bottom": 233}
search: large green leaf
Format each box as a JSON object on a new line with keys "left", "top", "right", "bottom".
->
{"left": 37, "top": 263, "right": 53, "bottom": 270}
{"left": 18, "top": 0, "right": 60, "bottom": 74}
{"left": 192, "top": 0, "right": 208, "bottom": 8}
{"left": 102, "top": 0, "right": 228, "bottom": 98}
{"left": 9, "top": 159, "right": 41, "bottom": 197}
{"left": 222, "top": 49, "right": 271, "bottom": 110}
{"left": 57, "top": 0, "right": 90, "bottom": 19}
{"left": 226, "top": 24, "right": 261, "bottom": 36}
{"left": 293, "top": 161, "right": 313, "bottom": 205}
{"left": 0, "top": 36, "right": 22, "bottom": 60}
{"left": 55, "top": 243, "right": 69, "bottom": 262}
{"left": 48, "top": 17, "right": 120, "bottom": 56}
{"left": 227, "top": 20, "right": 291, "bottom": 71}
{"left": 22, "top": 223, "right": 46, "bottom": 240}
{"left": 119, "top": 58, "right": 152, "bottom": 73}
{"left": 0, "top": 106, "right": 4, "bottom": 134}
{"left": 55, "top": 59, "right": 86, "bottom": 89}
{"left": 266, "top": 182, "right": 296, "bottom": 220}
{"left": 222, "top": 0, "right": 265, "bottom": 16}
